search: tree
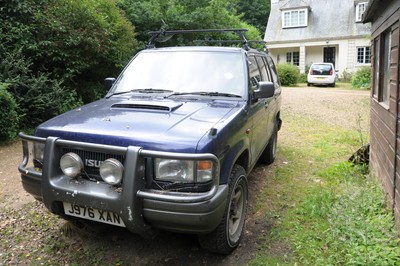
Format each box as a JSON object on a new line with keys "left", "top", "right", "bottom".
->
{"left": 0, "top": 0, "right": 138, "bottom": 135}
{"left": 236, "top": 0, "right": 271, "bottom": 37}
{"left": 118, "top": 0, "right": 262, "bottom": 46}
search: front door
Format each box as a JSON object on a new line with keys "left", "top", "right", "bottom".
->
{"left": 323, "top": 47, "right": 336, "bottom": 67}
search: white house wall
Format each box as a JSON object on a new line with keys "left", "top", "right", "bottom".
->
{"left": 267, "top": 38, "right": 370, "bottom": 76}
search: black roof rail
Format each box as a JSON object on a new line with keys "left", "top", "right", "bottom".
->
{"left": 193, "top": 39, "right": 269, "bottom": 53}
{"left": 147, "top": 28, "right": 250, "bottom": 50}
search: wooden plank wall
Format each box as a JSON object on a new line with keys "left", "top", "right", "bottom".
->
{"left": 369, "top": 2, "right": 400, "bottom": 229}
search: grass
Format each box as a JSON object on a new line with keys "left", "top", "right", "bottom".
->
{"left": 250, "top": 110, "right": 400, "bottom": 265}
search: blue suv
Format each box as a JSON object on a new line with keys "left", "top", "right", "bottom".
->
{"left": 19, "top": 29, "right": 282, "bottom": 254}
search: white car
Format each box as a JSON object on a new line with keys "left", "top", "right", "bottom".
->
{"left": 307, "top": 63, "right": 336, "bottom": 87}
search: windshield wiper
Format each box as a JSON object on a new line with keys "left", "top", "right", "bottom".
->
{"left": 110, "top": 88, "right": 174, "bottom": 97}
{"left": 166, "top": 91, "right": 242, "bottom": 98}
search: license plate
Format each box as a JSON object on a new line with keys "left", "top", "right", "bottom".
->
{"left": 316, "top": 77, "right": 326, "bottom": 80}
{"left": 63, "top": 202, "right": 125, "bottom": 227}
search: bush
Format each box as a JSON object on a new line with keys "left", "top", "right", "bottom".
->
{"left": 277, "top": 64, "right": 300, "bottom": 86}
{"left": 0, "top": 83, "right": 19, "bottom": 140}
{"left": 1, "top": 0, "right": 138, "bottom": 104}
{"left": 0, "top": 0, "right": 137, "bottom": 135}
{"left": 341, "top": 69, "right": 353, "bottom": 82}
{"left": 0, "top": 48, "right": 82, "bottom": 129}
{"left": 299, "top": 73, "right": 307, "bottom": 83}
{"left": 351, "top": 66, "right": 371, "bottom": 89}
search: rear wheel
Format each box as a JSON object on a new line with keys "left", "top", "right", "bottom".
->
{"left": 330, "top": 82, "right": 336, "bottom": 87}
{"left": 198, "top": 165, "right": 248, "bottom": 254}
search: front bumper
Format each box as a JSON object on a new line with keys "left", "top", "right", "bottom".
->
{"left": 18, "top": 133, "right": 227, "bottom": 236}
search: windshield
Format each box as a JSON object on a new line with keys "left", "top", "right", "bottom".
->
{"left": 111, "top": 50, "right": 246, "bottom": 97}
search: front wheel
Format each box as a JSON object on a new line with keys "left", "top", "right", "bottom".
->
{"left": 198, "top": 165, "right": 248, "bottom": 254}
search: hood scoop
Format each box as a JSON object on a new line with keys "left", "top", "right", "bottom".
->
{"left": 111, "top": 100, "right": 183, "bottom": 112}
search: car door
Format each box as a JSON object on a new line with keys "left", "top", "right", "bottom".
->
{"left": 247, "top": 55, "right": 271, "bottom": 166}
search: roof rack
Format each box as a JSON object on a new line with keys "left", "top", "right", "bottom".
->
{"left": 193, "top": 40, "right": 269, "bottom": 53}
{"left": 147, "top": 29, "right": 250, "bottom": 50}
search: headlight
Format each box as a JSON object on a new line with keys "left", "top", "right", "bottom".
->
{"left": 60, "top": 152, "right": 83, "bottom": 178}
{"left": 99, "top": 158, "right": 124, "bottom": 185}
{"left": 155, "top": 159, "right": 194, "bottom": 182}
{"left": 155, "top": 159, "right": 213, "bottom": 183}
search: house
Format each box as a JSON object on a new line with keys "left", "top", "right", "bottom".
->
{"left": 363, "top": 0, "right": 400, "bottom": 228}
{"left": 264, "top": 0, "right": 371, "bottom": 77}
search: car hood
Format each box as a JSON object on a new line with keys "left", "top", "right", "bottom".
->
{"left": 36, "top": 97, "right": 243, "bottom": 152}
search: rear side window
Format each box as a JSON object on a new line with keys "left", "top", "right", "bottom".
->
{"left": 248, "top": 56, "right": 261, "bottom": 92}
{"left": 255, "top": 56, "right": 272, "bottom": 82}
{"left": 265, "top": 56, "right": 279, "bottom": 84}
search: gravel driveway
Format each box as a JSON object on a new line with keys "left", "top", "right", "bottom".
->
{"left": 282, "top": 87, "right": 370, "bottom": 131}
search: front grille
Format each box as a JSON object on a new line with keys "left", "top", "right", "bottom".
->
{"left": 62, "top": 148, "right": 125, "bottom": 181}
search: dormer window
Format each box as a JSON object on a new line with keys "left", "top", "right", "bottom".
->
{"left": 282, "top": 8, "right": 308, "bottom": 28}
{"left": 356, "top": 2, "right": 367, "bottom": 22}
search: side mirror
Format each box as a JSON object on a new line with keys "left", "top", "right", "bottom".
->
{"left": 254, "top": 81, "right": 275, "bottom": 99}
{"left": 104, "top": 77, "right": 116, "bottom": 92}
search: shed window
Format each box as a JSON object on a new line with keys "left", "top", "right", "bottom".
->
{"left": 373, "top": 39, "right": 379, "bottom": 97}
{"left": 282, "top": 9, "right": 308, "bottom": 28}
{"left": 381, "top": 31, "right": 391, "bottom": 105}
{"left": 373, "top": 30, "right": 391, "bottom": 106}
{"left": 355, "top": 2, "right": 367, "bottom": 22}
{"left": 357, "top": 47, "right": 371, "bottom": 64}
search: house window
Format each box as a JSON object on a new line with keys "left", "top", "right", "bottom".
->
{"left": 355, "top": 2, "right": 367, "bottom": 22}
{"left": 286, "top": 52, "right": 299, "bottom": 66}
{"left": 282, "top": 9, "right": 308, "bottom": 28}
{"left": 357, "top": 47, "right": 371, "bottom": 64}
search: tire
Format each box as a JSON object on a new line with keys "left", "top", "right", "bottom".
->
{"left": 259, "top": 128, "right": 277, "bottom": 165}
{"left": 198, "top": 165, "right": 248, "bottom": 254}
{"left": 307, "top": 83, "right": 311, "bottom": 87}
{"left": 330, "top": 82, "right": 336, "bottom": 87}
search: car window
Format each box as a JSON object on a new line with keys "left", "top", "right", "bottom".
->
{"left": 113, "top": 51, "right": 246, "bottom": 97}
{"left": 310, "top": 64, "right": 333, "bottom": 74}
{"left": 255, "top": 56, "right": 272, "bottom": 82}
{"left": 265, "top": 56, "right": 279, "bottom": 84}
{"left": 248, "top": 56, "right": 261, "bottom": 92}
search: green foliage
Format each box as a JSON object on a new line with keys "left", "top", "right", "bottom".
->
{"left": 236, "top": 0, "right": 271, "bottom": 36}
{"left": 298, "top": 73, "right": 307, "bottom": 83}
{"left": 351, "top": 66, "right": 371, "bottom": 90}
{"left": 277, "top": 64, "right": 300, "bottom": 86}
{"left": 341, "top": 68, "right": 353, "bottom": 82}
{"left": 0, "top": 48, "right": 82, "bottom": 129}
{"left": 119, "top": 0, "right": 262, "bottom": 46}
{"left": 32, "top": 0, "right": 137, "bottom": 102}
{"left": 0, "top": 83, "right": 19, "bottom": 140}
{"left": 1, "top": 0, "right": 137, "bottom": 104}
{"left": 0, "top": 0, "right": 136, "bottom": 134}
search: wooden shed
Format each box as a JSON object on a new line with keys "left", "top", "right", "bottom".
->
{"left": 363, "top": 0, "right": 400, "bottom": 228}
